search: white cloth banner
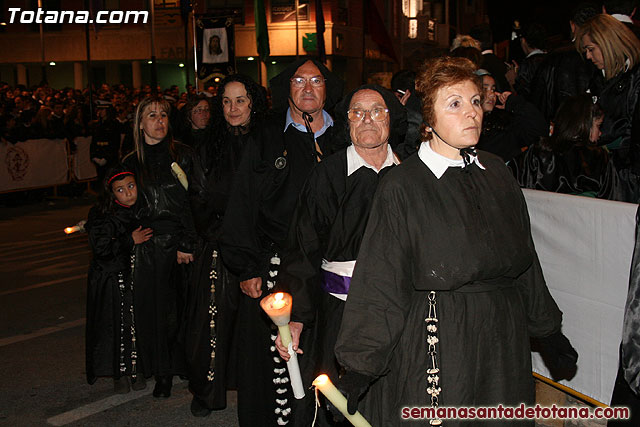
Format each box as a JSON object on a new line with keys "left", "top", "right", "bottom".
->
{"left": 0, "top": 139, "right": 68, "bottom": 193}
{"left": 524, "top": 189, "right": 638, "bottom": 404}
{"left": 72, "top": 136, "right": 97, "bottom": 181}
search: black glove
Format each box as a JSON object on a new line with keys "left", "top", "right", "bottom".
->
{"left": 535, "top": 330, "right": 578, "bottom": 380}
{"left": 326, "top": 371, "right": 374, "bottom": 421}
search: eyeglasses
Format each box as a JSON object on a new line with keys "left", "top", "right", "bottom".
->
{"left": 347, "top": 108, "right": 389, "bottom": 122}
{"left": 193, "top": 108, "right": 210, "bottom": 114}
{"left": 290, "top": 77, "right": 326, "bottom": 87}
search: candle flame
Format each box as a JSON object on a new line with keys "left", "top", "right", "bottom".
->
{"left": 275, "top": 292, "right": 284, "bottom": 301}
{"left": 64, "top": 227, "right": 74, "bottom": 234}
{"left": 313, "top": 374, "right": 329, "bottom": 386}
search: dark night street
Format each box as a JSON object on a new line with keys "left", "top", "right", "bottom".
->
{"left": 0, "top": 197, "right": 239, "bottom": 426}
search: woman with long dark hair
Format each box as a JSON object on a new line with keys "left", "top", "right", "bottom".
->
{"left": 185, "top": 74, "right": 267, "bottom": 417}
{"left": 122, "top": 96, "right": 198, "bottom": 398}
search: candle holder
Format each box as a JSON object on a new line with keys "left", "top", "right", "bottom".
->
{"left": 260, "top": 292, "right": 305, "bottom": 399}
{"left": 312, "top": 374, "right": 372, "bottom": 427}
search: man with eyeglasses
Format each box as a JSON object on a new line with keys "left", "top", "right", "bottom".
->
{"left": 274, "top": 84, "right": 407, "bottom": 426}
{"left": 219, "top": 58, "right": 343, "bottom": 427}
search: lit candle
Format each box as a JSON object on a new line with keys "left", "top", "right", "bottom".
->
{"left": 64, "top": 226, "right": 79, "bottom": 234}
{"left": 260, "top": 292, "right": 305, "bottom": 399}
{"left": 313, "top": 374, "right": 372, "bottom": 427}
{"left": 64, "top": 220, "right": 86, "bottom": 234}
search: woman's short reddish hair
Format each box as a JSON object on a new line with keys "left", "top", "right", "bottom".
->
{"left": 415, "top": 56, "right": 481, "bottom": 140}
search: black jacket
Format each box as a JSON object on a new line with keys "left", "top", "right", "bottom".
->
{"left": 529, "top": 44, "right": 596, "bottom": 122}
{"left": 478, "top": 94, "right": 548, "bottom": 161}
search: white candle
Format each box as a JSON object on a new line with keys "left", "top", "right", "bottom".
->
{"left": 170, "top": 162, "right": 188, "bottom": 190}
{"left": 312, "top": 374, "right": 372, "bottom": 427}
{"left": 260, "top": 292, "right": 305, "bottom": 399}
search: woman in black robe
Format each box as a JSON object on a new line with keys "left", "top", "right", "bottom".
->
{"left": 275, "top": 85, "right": 406, "bottom": 426}
{"left": 123, "top": 96, "right": 198, "bottom": 398}
{"left": 333, "top": 57, "right": 578, "bottom": 426}
{"left": 184, "top": 74, "right": 266, "bottom": 417}
{"left": 85, "top": 165, "right": 152, "bottom": 393}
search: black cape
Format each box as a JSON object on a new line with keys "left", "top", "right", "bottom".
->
{"left": 182, "top": 127, "right": 250, "bottom": 409}
{"left": 508, "top": 141, "right": 622, "bottom": 200}
{"left": 335, "top": 151, "right": 563, "bottom": 426}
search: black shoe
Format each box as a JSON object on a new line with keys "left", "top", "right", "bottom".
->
{"left": 131, "top": 375, "right": 146, "bottom": 391}
{"left": 190, "top": 396, "right": 212, "bottom": 417}
{"left": 153, "top": 375, "right": 172, "bottom": 398}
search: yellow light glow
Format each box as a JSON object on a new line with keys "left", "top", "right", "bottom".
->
{"left": 314, "top": 374, "right": 329, "bottom": 386}
{"left": 178, "top": 63, "right": 185, "bottom": 67}
{"left": 247, "top": 57, "right": 255, "bottom": 61}
{"left": 64, "top": 227, "right": 73, "bottom": 234}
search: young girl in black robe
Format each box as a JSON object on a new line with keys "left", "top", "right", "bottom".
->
{"left": 85, "top": 166, "right": 153, "bottom": 393}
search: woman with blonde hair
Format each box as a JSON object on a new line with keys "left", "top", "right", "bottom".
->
{"left": 123, "top": 96, "right": 199, "bottom": 398}
{"left": 575, "top": 14, "right": 640, "bottom": 201}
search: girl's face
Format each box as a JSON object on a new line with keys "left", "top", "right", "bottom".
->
{"left": 590, "top": 116, "right": 604, "bottom": 143}
{"left": 111, "top": 175, "right": 138, "bottom": 207}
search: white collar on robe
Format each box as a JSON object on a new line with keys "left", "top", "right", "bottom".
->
{"left": 346, "top": 143, "right": 397, "bottom": 176}
{"left": 418, "top": 140, "right": 485, "bottom": 179}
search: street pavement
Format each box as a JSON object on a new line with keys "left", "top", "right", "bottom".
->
{"left": 0, "top": 197, "right": 239, "bottom": 426}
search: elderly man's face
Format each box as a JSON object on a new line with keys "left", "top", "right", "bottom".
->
{"left": 289, "top": 60, "right": 326, "bottom": 115}
{"left": 348, "top": 89, "right": 389, "bottom": 150}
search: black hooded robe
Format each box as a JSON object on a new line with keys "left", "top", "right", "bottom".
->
{"left": 280, "top": 147, "right": 395, "bottom": 426}
{"left": 85, "top": 204, "right": 137, "bottom": 383}
{"left": 182, "top": 127, "right": 250, "bottom": 410}
{"left": 220, "top": 58, "right": 344, "bottom": 427}
{"left": 335, "top": 152, "right": 563, "bottom": 427}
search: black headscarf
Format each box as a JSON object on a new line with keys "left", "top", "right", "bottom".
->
{"left": 333, "top": 84, "right": 408, "bottom": 151}
{"left": 269, "top": 58, "right": 344, "bottom": 113}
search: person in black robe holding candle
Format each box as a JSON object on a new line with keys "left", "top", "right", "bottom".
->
{"left": 332, "top": 57, "right": 578, "bottom": 426}
{"left": 123, "top": 96, "right": 198, "bottom": 398}
{"left": 184, "top": 74, "right": 267, "bottom": 417}
{"left": 274, "top": 85, "right": 407, "bottom": 426}
{"left": 219, "top": 59, "right": 343, "bottom": 427}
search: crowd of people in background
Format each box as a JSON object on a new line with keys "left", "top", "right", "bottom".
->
{"left": 9, "top": 0, "right": 640, "bottom": 426}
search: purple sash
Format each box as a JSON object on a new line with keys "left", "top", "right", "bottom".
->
{"left": 321, "top": 270, "right": 351, "bottom": 294}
